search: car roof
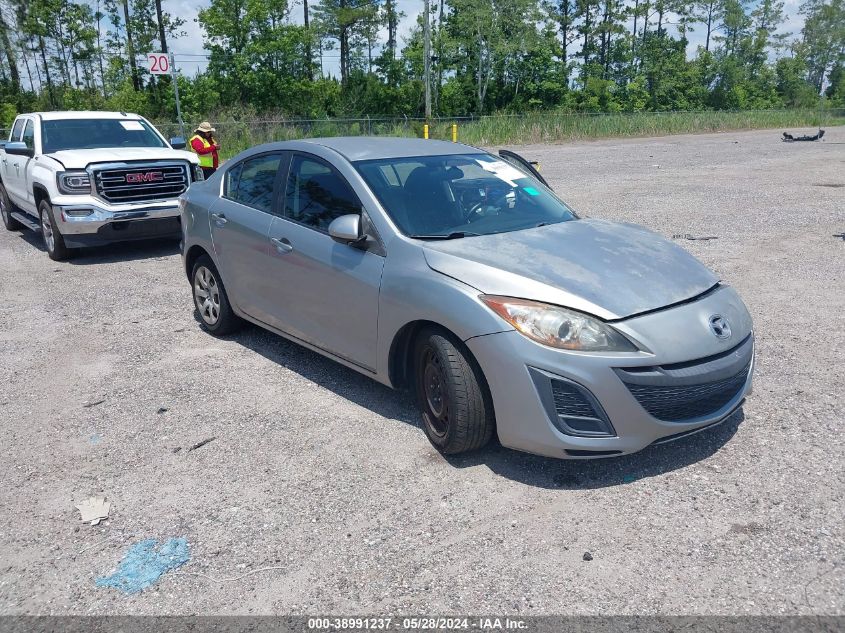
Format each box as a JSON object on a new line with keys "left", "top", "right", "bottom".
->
{"left": 29, "top": 111, "right": 144, "bottom": 121}
{"left": 282, "top": 137, "right": 485, "bottom": 161}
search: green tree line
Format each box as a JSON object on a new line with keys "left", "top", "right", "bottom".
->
{"left": 0, "top": 0, "right": 844, "bottom": 128}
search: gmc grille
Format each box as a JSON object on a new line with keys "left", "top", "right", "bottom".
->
{"left": 94, "top": 164, "right": 189, "bottom": 203}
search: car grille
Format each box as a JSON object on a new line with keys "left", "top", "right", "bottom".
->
{"left": 622, "top": 360, "right": 751, "bottom": 422}
{"left": 94, "top": 164, "right": 188, "bottom": 203}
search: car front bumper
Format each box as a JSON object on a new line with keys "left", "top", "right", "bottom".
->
{"left": 465, "top": 285, "right": 754, "bottom": 459}
{"left": 53, "top": 197, "right": 182, "bottom": 246}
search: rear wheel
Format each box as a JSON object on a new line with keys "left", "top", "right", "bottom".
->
{"left": 0, "top": 182, "right": 22, "bottom": 231}
{"left": 39, "top": 200, "right": 72, "bottom": 261}
{"left": 414, "top": 328, "right": 494, "bottom": 454}
{"left": 191, "top": 255, "right": 242, "bottom": 336}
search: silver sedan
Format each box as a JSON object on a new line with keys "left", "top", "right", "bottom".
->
{"left": 179, "top": 137, "right": 753, "bottom": 459}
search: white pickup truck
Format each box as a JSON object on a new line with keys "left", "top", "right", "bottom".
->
{"left": 0, "top": 111, "right": 202, "bottom": 260}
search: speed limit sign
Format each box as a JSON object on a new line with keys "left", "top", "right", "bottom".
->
{"left": 147, "top": 52, "right": 170, "bottom": 75}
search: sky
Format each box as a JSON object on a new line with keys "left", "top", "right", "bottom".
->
{"left": 90, "top": 0, "right": 805, "bottom": 79}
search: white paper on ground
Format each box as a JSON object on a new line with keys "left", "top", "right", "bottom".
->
{"left": 76, "top": 495, "right": 111, "bottom": 524}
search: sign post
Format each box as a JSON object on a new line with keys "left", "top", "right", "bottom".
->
{"left": 147, "top": 52, "right": 185, "bottom": 140}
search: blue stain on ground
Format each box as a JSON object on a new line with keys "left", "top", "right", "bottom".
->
{"left": 95, "top": 537, "right": 190, "bottom": 594}
{"left": 89, "top": 433, "right": 102, "bottom": 445}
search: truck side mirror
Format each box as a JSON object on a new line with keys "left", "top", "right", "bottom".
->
{"left": 4, "top": 142, "right": 33, "bottom": 157}
{"left": 170, "top": 137, "right": 187, "bottom": 150}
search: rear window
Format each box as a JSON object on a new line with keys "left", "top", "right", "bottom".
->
{"left": 41, "top": 119, "right": 167, "bottom": 153}
{"left": 9, "top": 118, "right": 24, "bottom": 141}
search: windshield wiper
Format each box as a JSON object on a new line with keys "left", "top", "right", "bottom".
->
{"left": 410, "top": 231, "right": 481, "bottom": 240}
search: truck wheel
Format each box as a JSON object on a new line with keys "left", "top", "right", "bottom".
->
{"left": 0, "top": 183, "right": 22, "bottom": 231}
{"left": 191, "top": 255, "right": 242, "bottom": 336}
{"left": 39, "top": 200, "right": 72, "bottom": 261}
{"left": 414, "top": 327, "right": 495, "bottom": 455}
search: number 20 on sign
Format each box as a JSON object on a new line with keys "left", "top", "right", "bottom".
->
{"left": 147, "top": 53, "right": 170, "bottom": 75}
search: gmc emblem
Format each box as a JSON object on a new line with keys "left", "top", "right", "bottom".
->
{"left": 126, "top": 171, "right": 164, "bottom": 184}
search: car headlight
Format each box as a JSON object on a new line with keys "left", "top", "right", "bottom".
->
{"left": 57, "top": 171, "right": 91, "bottom": 195}
{"left": 480, "top": 295, "right": 637, "bottom": 352}
{"left": 192, "top": 164, "right": 204, "bottom": 182}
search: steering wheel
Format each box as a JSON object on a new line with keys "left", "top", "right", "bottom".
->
{"left": 464, "top": 190, "right": 514, "bottom": 223}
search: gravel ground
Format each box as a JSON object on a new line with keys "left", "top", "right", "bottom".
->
{"left": 0, "top": 127, "right": 842, "bottom": 616}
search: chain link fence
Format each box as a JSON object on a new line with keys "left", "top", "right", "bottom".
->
{"left": 157, "top": 108, "right": 845, "bottom": 158}
{"left": 4, "top": 108, "right": 843, "bottom": 158}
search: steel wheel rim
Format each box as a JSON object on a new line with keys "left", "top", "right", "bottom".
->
{"left": 194, "top": 266, "right": 221, "bottom": 325}
{"left": 41, "top": 211, "right": 54, "bottom": 251}
{"left": 421, "top": 348, "right": 449, "bottom": 437}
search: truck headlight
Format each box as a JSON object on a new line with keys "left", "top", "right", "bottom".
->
{"left": 480, "top": 295, "right": 638, "bottom": 352}
{"left": 57, "top": 171, "right": 92, "bottom": 195}
{"left": 192, "top": 164, "right": 204, "bottom": 182}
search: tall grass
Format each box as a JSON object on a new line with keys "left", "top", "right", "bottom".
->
{"left": 155, "top": 108, "right": 844, "bottom": 159}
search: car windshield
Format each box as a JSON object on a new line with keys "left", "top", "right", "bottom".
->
{"left": 41, "top": 119, "right": 167, "bottom": 153}
{"left": 354, "top": 153, "right": 576, "bottom": 238}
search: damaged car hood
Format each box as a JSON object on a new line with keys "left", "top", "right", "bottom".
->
{"left": 421, "top": 218, "right": 719, "bottom": 321}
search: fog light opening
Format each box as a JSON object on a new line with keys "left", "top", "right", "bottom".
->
{"left": 63, "top": 208, "right": 94, "bottom": 218}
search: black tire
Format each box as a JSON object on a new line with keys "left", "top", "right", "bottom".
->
{"left": 191, "top": 254, "right": 242, "bottom": 336}
{"left": 414, "top": 327, "right": 495, "bottom": 454}
{"left": 39, "top": 200, "right": 72, "bottom": 261}
{"left": 0, "top": 182, "right": 22, "bottom": 230}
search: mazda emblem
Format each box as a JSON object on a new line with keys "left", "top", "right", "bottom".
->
{"left": 709, "top": 314, "right": 731, "bottom": 339}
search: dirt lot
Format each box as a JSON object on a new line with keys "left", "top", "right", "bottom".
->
{"left": 0, "top": 127, "right": 843, "bottom": 616}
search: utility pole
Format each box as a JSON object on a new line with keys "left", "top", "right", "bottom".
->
{"left": 169, "top": 52, "right": 185, "bottom": 140}
{"left": 423, "top": 0, "right": 431, "bottom": 120}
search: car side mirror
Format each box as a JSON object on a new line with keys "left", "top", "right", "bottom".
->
{"left": 328, "top": 214, "right": 364, "bottom": 244}
{"left": 5, "top": 141, "right": 33, "bottom": 157}
{"left": 170, "top": 137, "right": 187, "bottom": 150}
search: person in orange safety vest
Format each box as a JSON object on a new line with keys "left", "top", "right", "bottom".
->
{"left": 190, "top": 121, "right": 220, "bottom": 179}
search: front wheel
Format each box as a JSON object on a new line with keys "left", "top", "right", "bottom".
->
{"left": 0, "top": 182, "right": 22, "bottom": 231}
{"left": 39, "top": 200, "right": 72, "bottom": 261}
{"left": 191, "top": 255, "right": 242, "bottom": 336}
{"left": 414, "top": 328, "right": 495, "bottom": 454}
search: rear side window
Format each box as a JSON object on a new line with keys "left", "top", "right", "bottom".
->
{"left": 22, "top": 120, "right": 35, "bottom": 149}
{"left": 10, "top": 118, "right": 24, "bottom": 141}
{"left": 225, "top": 153, "right": 282, "bottom": 213}
{"left": 224, "top": 163, "right": 243, "bottom": 198}
{"left": 284, "top": 155, "right": 360, "bottom": 232}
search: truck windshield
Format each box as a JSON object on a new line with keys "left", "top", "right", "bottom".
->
{"left": 41, "top": 119, "right": 167, "bottom": 153}
{"left": 354, "top": 153, "right": 577, "bottom": 238}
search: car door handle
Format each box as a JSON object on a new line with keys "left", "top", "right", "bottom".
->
{"left": 211, "top": 213, "right": 227, "bottom": 226}
{"left": 271, "top": 237, "right": 293, "bottom": 254}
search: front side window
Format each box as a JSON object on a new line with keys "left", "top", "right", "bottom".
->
{"left": 227, "top": 153, "right": 282, "bottom": 213}
{"left": 40, "top": 119, "right": 167, "bottom": 153}
{"left": 355, "top": 153, "right": 577, "bottom": 238}
{"left": 22, "top": 120, "right": 34, "bottom": 149}
{"left": 284, "top": 155, "right": 360, "bottom": 232}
